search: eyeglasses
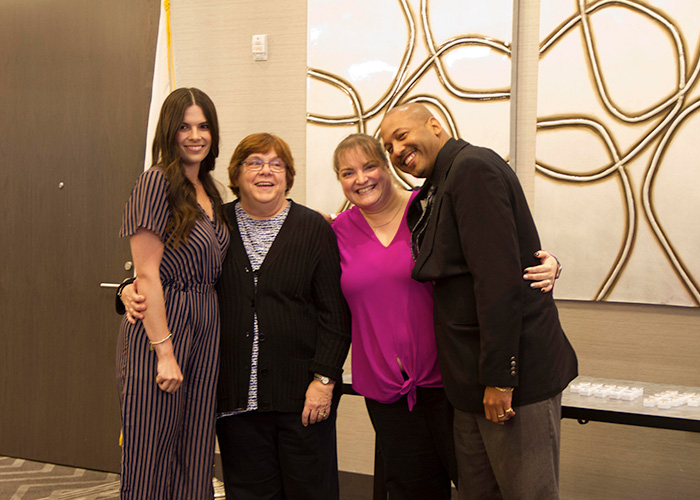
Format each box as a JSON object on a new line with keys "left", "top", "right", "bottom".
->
{"left": 241, "top": 159, "right": 286, "bottom": 173}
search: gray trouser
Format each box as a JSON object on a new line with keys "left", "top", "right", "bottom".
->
{"left": 454, "top": 393, "right": 562, "bottom": 500}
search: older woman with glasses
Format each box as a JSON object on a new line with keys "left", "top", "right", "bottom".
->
{"left": 214, "top": 132, "right": 351, "bottom": 500}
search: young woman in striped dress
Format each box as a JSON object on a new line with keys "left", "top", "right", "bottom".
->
{"left": 117, "top": 87, "right": 229, "bottom": 499}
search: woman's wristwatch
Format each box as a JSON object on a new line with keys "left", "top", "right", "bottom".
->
{"left": 313, "top": 374, "right": 335, "bottom": 385}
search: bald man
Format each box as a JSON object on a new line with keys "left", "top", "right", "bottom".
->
{"left": 380, "top": 103, "right": 577, "bottom": 500}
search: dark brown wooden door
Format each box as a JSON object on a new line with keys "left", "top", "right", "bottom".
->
{"left": 0, "top": 0, "right": 160, "bottom": 472}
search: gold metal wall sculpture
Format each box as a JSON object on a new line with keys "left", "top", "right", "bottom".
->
{"left": 306, "top": 0, "right": 513, "bottom": 213}
{"left": 307, "top": 0, "right": 699, "bottom": 307}
{"left": 537, "top": 0, "right": 700, "bottom": 306}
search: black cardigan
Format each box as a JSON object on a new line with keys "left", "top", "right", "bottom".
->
{"left": 216, "top": 200, "right": 351, "bottom": 413}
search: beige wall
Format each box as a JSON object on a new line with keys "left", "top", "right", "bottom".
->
{"left": 557, "top": 300, "right": 700, "bottom": 499}
{"left": 169, "top": 0, "right": 308, "bottom": 203}
{"left": 173, "top": 1, "right": 700, "bottom": 497}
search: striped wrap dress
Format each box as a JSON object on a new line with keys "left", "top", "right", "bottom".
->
{"left": 116, "top": 167, "right": 229, "bottom": 499}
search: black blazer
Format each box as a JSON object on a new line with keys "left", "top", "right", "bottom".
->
{"left": 407, "top": 138, "right": 577, "bottom": 412}
{"left": 216, "top": 201, "right": 351, "bottom": 414}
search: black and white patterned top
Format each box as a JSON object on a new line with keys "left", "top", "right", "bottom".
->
{"left": 217, "top": 200, "right": 290, "bottom": 417}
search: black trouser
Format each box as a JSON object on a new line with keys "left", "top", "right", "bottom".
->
{"left": 365, "top": 387, "right": 457, "bottom": 500}
{"left": 216, "top": 397, "right": 341, "bottom": 500}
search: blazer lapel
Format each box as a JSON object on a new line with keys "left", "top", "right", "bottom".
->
{"left": 412, "top": 139, "right": 470, "bottom": 278}
{"left": 412, "top": 184, "right": 442, "bottom": 276}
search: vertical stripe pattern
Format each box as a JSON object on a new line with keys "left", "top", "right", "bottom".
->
{"left": 116, "top": 167, "right": 229, "bottom": 499}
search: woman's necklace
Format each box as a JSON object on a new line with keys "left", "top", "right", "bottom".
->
{"left": 361, "top": 195, "right": 406, "bottom": 229}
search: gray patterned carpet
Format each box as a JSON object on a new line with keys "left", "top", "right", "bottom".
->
{"left": 0, "top": 456, "right": 226, "bottom": 499}
{"left": 0, "top": 456, "right": 119, "bottom": 499}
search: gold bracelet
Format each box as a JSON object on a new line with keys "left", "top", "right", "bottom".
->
{"left": 149, "top": 332, "right": 173, "bottom": 351}
{"left": 494, "top": 386, "right": 514, "bottom": 392}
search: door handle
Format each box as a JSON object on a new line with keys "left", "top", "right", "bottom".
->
{"left": 101, "top": 262, "right": 134, "bottom": 288}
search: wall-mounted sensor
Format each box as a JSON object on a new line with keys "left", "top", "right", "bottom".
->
{"left": 252, "top": 34, "right": 268, "bottom": 61}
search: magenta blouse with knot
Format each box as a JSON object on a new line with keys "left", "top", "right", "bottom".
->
{"left": 333, "top": 191, "right": 443, "bottom": 410}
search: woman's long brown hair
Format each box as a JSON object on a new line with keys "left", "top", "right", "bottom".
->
{"left": 151, "top": 87, "right": 226, "bottom": 247}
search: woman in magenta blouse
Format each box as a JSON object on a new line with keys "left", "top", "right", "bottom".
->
{"left": 331, "top": 134, "right": 560, "bottom": 500}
